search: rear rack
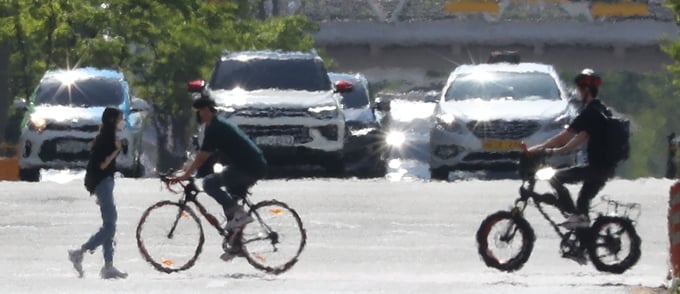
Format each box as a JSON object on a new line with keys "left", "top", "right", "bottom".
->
{"left": 596, "top": 195, "right": 641, "bottom": 223}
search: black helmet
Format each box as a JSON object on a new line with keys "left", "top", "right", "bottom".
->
{"left": 574, "top": 68, "right": 602, "bottom": 88}
{"left": 192, "top": 97, "right": 216, "bottom": 109}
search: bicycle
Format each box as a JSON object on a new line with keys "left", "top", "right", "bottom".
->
{"left": 476, "top": 147, "right": 641, "bottom": 274}
{"left": 136, "top": 173, "right": 307, "bottom": 275}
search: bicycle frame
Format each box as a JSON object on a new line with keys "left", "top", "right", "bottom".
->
{"left": 162, "top": 177, "right": 278, "bottom": 249}
{"left": 512, "top": 176, "right": 571, "bottom": 241}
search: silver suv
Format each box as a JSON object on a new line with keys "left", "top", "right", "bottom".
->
{"left": 429, "top": 60, "right": 578, "bottom": 180}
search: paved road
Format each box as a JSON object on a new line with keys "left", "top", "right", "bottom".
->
{"left": 0, "top": 177, "right": 672, "bottom": 293}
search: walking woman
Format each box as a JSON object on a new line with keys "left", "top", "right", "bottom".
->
{"left": 68, "top": 107, "right": 128, "bottom": 279}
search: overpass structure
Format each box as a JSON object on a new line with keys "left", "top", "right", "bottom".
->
{"left": 275, "top": 0, "right": 680, "bottom": 82}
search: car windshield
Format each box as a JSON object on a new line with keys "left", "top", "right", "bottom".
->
{"left": 34, "top": 77, "right": 124, "bottom": 106}
{"left": 444, "top": 72, "right": 561, "bottom": 101}
{"left": 337, "top": 80, "right": 369, "bottom": 108}
{"left": 210, "top": 58, "right": 332, "bottom": 92}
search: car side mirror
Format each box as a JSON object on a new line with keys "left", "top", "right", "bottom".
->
{"left": 130, "top": 97, "right": 151, "bottom": 113}
{"left": 13, "top": 98, "right": 27, "bottom": 110}
{"left": 334, "top": 80, "right": 353, "bottom": 94}
{"left": 188, "top": 79, "right": 206, "bottom": 93}
{"left": 375, "top": 97, "right": 391, "bottom": 112}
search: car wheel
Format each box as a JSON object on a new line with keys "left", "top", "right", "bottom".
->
{"left": 324, "top": 158, "right": 345, "bottom": 177}
{"left": 356, "top": 156, "right": 387, "bottom": 178}
{"left": 430, "top": 167, "right": 449, "bottom": 181}
{"left": 122, "top": 159, "right": 145, "bottom": 178}
{"left": 20, "top": 168, "right": 40, "bottom": 182}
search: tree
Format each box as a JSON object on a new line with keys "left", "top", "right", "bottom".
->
{"left": 1, "top": 0, "right": 319, "bottom": 170}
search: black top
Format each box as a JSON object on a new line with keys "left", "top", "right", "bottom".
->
{"left": 201, "top": 116, "right": 267, "bottom": 177}
{"left": 568, "top": 99, "right": 611, "bottom": 168}
{"left": 84, "top": 136, "right": 117, "bottom": 194}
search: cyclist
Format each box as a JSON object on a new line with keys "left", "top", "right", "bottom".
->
{"left": 528, "top": 69, "right": 616, "bottom": 230}
{"left": 170, "top": 97, "right": 268, "bottom": 238}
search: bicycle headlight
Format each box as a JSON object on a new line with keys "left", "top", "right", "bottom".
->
{"left": 536, "top": 167, "right": 556, "bottom": 181}
{"left": 308, "top": 105, "right": 338, "bottom": 120}
{"left": 28, "top": 117, "right": 47, "bottom": 133}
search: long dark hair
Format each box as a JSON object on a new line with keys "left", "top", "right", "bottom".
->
{"left": 93, "top": 107, "right": 122, "bottom": 149}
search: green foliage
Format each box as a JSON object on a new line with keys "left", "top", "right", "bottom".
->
{"left": 1, "top": 0, "right": 319, "bottom": 159}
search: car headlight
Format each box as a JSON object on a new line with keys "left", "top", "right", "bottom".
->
{"left": 386, "top": 131, "right": 406, "bottom": 147}
{"left": 434, "top": 114, "right": 463, "bottom": 133}
{"left": 546, "top": 115, "right": 571, "bottom": 131}
{"left": 308, "top": 105, "right": 338, "bottom": 120}
{"left": 28, "top": 118, "right": 47, "bottom": 133}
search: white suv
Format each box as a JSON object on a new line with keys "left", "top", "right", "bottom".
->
{"left": 188, "top": 50, "right": 347, "bottom": 172}
{"left": 15, "top": 68, "right": 150, "bottom": 181}
{"left": 429, "top": 61, "right": 578, "bottom": 180}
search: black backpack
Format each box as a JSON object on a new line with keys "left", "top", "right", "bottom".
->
{"left": 599, "top": 106, "right": 630, "bottom": 166}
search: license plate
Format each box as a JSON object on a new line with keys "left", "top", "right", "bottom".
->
{"left": 482, "top": 139, "right": 522, "bottom": 151}
{"left": 56, "top": 140, "right": 90, "bottom": 153}
{"left": 255, "top": 136, "right": 294, "bottom": 146}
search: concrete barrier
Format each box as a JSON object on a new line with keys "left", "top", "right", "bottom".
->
{"left": 0, "top": 143, "right": 19, "bottom": 181}
{"left": 669, "top": 181, "right": 680, "bottom": 293}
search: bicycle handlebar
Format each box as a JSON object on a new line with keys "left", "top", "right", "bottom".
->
{"left": 518, "top": 143, "right": 551, "bottom": 181}
{"left": 158, "top": 171, "right": 195, "bottom": 194}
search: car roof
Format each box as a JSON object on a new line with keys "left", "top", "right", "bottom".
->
{"left": 43, "top": 67, "right": 124, "bottom": 80}
{"left": 451, "top": 62, "right": 556, "bottom": 76}
{"left": 220, "top": 50, "right": 322, "bottom": 62}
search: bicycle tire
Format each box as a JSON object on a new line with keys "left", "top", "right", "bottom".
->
{"left": 587, "top": 216, "right": 641, "bottom": 274}
{"left": 136, "top": 201, "right": 205, "bottom": 273}
{"left": 476, "top": 210, "right": 535, "bottom": 272}
{"left": 239, "top": 200, "right": 306, "bottom": 274}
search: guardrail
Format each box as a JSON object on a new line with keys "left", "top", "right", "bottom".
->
{"left": 670, "top": 181, "right": 680, "bottom": 292}
{"left": 292, "top": 0, "right": 672, "bottom": 22}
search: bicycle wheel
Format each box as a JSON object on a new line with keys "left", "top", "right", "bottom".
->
{"left": 476, "top": 210, "right": 535, "bottom": 272}
{"left": 587, "top": 216, "right": 641, "bottom": 274}
{"left": 136, "top": 201, "right": 205, "bottom": 273}
{"left": 239, "top": 200, "right": 306, "bottom": 274}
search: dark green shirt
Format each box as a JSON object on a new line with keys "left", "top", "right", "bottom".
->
{"left": 200, "top": 116, "right": 267, "bottom": 177}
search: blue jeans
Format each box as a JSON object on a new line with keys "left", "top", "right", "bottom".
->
{"left": 83, "top": 177, "right": 117, "bottom": 263}
{"left": 203, "top": 168, "right": 257, "bottom": 219}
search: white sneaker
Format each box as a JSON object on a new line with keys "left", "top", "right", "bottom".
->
{"left": 67, "top": 249, "right": 84, "bottom": 278}
{"left": 561, "top": 214, "right": 589, "bottom": 230}
{"left": 100, "top": 265, "right": 128, "bottom": 279}
{"left": 224, "top": 207, "right": 254, "bottom": 230}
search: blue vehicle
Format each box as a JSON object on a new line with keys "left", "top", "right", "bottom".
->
{"left": 13, "top": 67, "right": 150, "bottom": 181}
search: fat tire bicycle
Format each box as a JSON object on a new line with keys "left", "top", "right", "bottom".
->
{"left": 136, "top": 173, "right": 306, "bottom": 275}
{"left": 476, "top": 149, "right": 641, "bottom": 274}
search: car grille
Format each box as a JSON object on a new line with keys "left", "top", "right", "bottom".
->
{"left": 45, "top": 123, "right": 99, "bottom": 132}
{"left": 240, "top": 125, "right": 313, "bottom": 144}
{"left": 467, "top": 120, "right": 540, "bottom": 139}
{"left": 39, "top": 137, "right": 92, "bottom": 162}
{"left": 235, "top": 108, "right": 309, "bottom": 118}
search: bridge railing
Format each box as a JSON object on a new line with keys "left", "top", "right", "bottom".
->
{"left": 284, "top": 0, "right": 674, "bottom": 23}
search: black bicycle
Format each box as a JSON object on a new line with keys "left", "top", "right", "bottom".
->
{"left": 476, "top": 150, "right": 641, "bottom": 274}
{"left": 136, "top": 174, "right": 306, "bottom": 274}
